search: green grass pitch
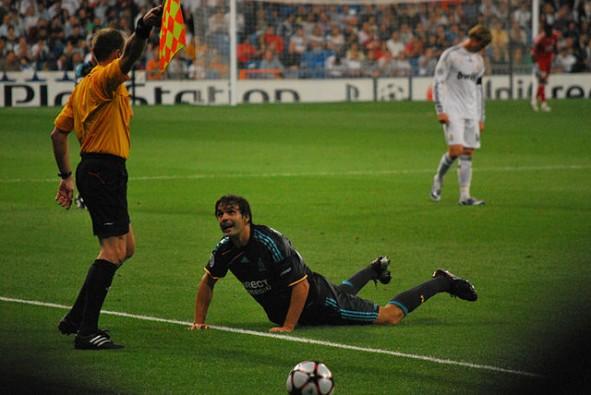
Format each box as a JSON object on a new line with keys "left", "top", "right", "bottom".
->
{"left": 1, "top": 100, "right": 590, "bottom": 393}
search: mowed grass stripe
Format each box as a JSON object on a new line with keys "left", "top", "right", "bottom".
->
{"left": 0, "top": 296, "right": 542, "bottom": 379}
{"left": 0, "top": 164, "right": 589, "bottom": 184}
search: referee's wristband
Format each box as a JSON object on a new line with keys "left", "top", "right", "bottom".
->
{"left": 135, "top": 17, "right": 152, "bottom": 39}
{"left": 58, "top": 171, "right": 72, "bottom": 180}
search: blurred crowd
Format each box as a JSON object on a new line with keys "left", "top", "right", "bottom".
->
{"left": 0, "top": 0, "right": 590, "bottom": 80}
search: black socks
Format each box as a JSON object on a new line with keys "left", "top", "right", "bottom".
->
{"left": 74, "top": 259, "right": 118, "bottom": 336}
{"left": 389, "top": 276, "right": 450, "bottom": 316}
{"left": 339, "top": 266, "right": 376, "bottom": 295}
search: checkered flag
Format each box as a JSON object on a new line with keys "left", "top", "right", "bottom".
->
{"left": 159, "top": 0, "right": 187, "bottom": 72}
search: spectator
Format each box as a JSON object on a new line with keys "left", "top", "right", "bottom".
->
{"left": 4, "top": 24, "right": 18, "bottom": 51}
{"left": 386, "top": 30, "right": 404, "bottom": 59}
{"left": 434, "top": 25, "right": 448, "bottom": 55}
{"left": 0, "top": 13, "right": 10, "bottom": 37}
{"left": 188, "top": 57, "right": 206, "bottom": 80}
{"left": 261, "top": 24, "right": 284, "bottom": 55}
{"left": 14, "top": 36, "right": 31, "bottom": 64}
{"left": 480, "top": 0, "right": 501, "bottom": 20}
{"left": 513, "top": 1, "right": 531, "bottom": 30}
{"left": 399, "top": 23, "right": 413, "bottom": 44}
{"left": 186, "top": 34, "right": 209, "bottom": 63}
{"left": 357, "top": 21, "right": 373, "bottom": 47}
{"left": 2, "top": 49, "right": 21, "bottom": 71}
{"left": 572, "top": 33, "right": 589, "bottom": 72}
{"left": 489, "top": 19, "right": 509, "bottom": 63}
{"left": 207, "top": 6, "right": 229, "bottom": 36}
{"left": 555, "top": 46, "right": 577, "bottom": 72}
{"left": 145, "top": 46, "right": 162, "bottom": 80}
{"left": 308, "top": 23, "right": 325, "bottom": 47}
{"left": 343, "top": 41, "right": 364, "bottom": 77}
{"left": 301, "top": 40, "right": 331, "bottom": 78}
{"left": 166, "top": 55, "right": 187, "bottom": 80}
{"left": 207, "top": 51, "right": 229, "bottom": 79}
{"left": 417, "top": 47, "right": 437, "bottom": 76}
{"left": 23, "top": 4, "right": 39, "bottom": 34}
{"left": 300, "top": 11, "right": 316, "bottom": 37}
{"left": 513, "top": 45, "right": 526, "bottom": 66}
{"left": 393, "top": 51, "right": 412, "bottom": 77}
{"left": 237, "top": 37, "right": 258, "bottom": 68}
{"left": 541, "top": 2, "right": 557, "bottom": 26}
{"left": 376, "top": 49, "right": 396, "bottom": 77}
{"left": 277, "top": 13, "right": 296, "bottom": 40}
{"left": 287, "top": 25, "right": 307, "bottom": 67}
{"left": 7, "top": 8, "right": 24, "bottom": 36}
{"left": 257, "top": 48, "right": 284, "bottom": 79}
{"left": 462, "top": 0, "right": 480, "bottom": 25}
{"left": 325, "top": 52, "right": 346, "bottom": 78}
{"left": 509, "top": 20, "right": 528, "bottom": 62}
{"left": 326, "top": 23, "right": 345, "bottom": 56}
{"left": 0, "top": 0, "right": 9, "bottom": 24}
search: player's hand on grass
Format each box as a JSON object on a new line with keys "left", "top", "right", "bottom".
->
{"left": 189, "top": 322, "right": 209, "bottom": 330}
{"left": 479, "top": 121, "right": 485, "bottom": 133}
{"left": 269, "top": 326, "right": 294, "bottom": 333}
{"left": 56, "top": 178, "right": 74, "bottom": 209}
{"left": 437, "top": 112, "right": 449, "bottom": 125}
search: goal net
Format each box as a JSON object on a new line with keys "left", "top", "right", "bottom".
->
{"left": 167, "top": 0, "right": 538, "bottom": 85}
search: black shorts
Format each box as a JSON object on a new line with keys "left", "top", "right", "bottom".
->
{"left": 76, "top": 153, "right": 130, "bottom": 238}
{"left": 299, "top": 274, "right": 379, "bottom": 326}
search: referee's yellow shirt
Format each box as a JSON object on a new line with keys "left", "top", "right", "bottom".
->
{"left": 54, "top": 58, "right": 133, "bottom": 159}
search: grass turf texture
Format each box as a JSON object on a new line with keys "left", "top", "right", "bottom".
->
{"left": 1, "top": 100, "right": 590, "bottom": 393}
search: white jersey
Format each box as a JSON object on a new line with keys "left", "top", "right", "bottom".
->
{"left": 433, "top": 44, "right": 485, "bottom": 121}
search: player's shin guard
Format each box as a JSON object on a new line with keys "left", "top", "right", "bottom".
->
{"left": 436, "top": 153, "right": 455, "bottom": 180}
{"left": 78, "top": 259, "right": 118, "bottom": 336}
{"left": 389, "top": 277, "right": 450, "bottom": 315}
{"left": 458, "top": 155, "right": 472, "bottom": 201}
{"left": 339, "top": 267, "right": 375, "bottom": 295}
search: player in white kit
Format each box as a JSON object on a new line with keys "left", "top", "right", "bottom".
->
{"left": 430, "top": 25, "right": 492, "bottom": 206}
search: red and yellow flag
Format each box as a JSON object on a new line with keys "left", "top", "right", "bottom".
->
{"left": 159, "top": 0, "right": 187, "bottom": 72}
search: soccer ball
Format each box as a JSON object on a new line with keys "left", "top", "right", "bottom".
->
{"left": 286, "top": 360, "right": 335, "bottom": 395}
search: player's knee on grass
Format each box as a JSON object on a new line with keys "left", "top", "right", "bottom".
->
{"left": 375, "top": 304, "right": 404, "bottom": 325}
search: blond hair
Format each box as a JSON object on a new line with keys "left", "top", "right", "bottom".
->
{"left": 468, "top": 25, "right": 492, "bottom": 46}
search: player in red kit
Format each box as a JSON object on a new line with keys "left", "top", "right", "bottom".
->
{"left": 531, "top": 24, "right": 558, "bottom": 112}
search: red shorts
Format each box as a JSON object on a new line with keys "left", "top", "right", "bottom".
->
{"left": 537, "top": 60, "right": 551, "bottom": 74}
{"left": 535, "top": 61, "right": 551, "bottom": 83}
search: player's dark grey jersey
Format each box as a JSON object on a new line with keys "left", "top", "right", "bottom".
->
{"left": 205, "top": 224, "right": 315, "bottom": 325}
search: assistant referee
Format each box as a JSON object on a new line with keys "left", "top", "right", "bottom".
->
{"left": 50, "top": 5, "right": 162, "bottom": 350}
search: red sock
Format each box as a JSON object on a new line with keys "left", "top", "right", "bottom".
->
{"left": 537, "top": 85, "right": 546, "bottom": 102}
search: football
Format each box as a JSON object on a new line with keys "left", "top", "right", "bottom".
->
{"left": 286, "top": 360, "right": 335, "bottom": 395}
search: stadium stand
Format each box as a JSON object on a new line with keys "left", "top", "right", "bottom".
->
{"left": 0, "top": 0, "right": 590, "bottom": 79}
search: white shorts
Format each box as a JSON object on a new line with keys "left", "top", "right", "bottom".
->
{"left": 443, "top": 117, "right": 481, "bottom": 149}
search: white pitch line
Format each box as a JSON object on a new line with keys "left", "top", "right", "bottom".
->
{"left": 0, "top": 164, "right": 588, "bottom": 184}
{"left": 1, "top": 295, "right": 542, "bottom": 378}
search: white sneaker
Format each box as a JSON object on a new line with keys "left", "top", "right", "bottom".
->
{"left": 540, "top": 102, "right": 551, "bottom": 112}
{"left": 530, "top": 101, "right": 539, "bottom": 112}
{"left": 431, "top": 175, "right": 442, "bottom": 202}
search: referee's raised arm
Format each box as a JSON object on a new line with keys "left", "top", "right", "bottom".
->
{"left": 120, "top": 5, "right": 163, "bottom": 75}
